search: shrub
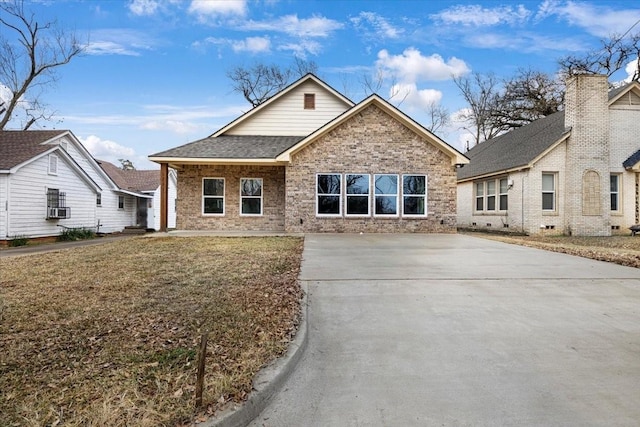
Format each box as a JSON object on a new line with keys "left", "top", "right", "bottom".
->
{"left": 58, "top": 227, "right": 96, "bottom": 241}
{"left": 8, "top": 236, "right": 28, "bottom": 247}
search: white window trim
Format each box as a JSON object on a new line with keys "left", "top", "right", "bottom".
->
{"left": 474, "top": 177, "right": 508, "bottom": 213}
{"left": 96, "top": 193, "right": 102, "bottom": 207}
{"left": 499, "top": 178, "right": 509, "bottom": 211}
{"left": 374, "top": 174, "right": 399, "bottom": 218}
{"left": 610, "top": 173, "right": 622, "bottom": 213}
{"left": 402, "top": 174, "right": 428, "bottom": 217}
{"left": 117, "top": 195, "right": 125, "bottom": 210}
{"left": 48, "top": 154, "right": 58, "bottom": 175}
{"left": 316, "top": 173, "right": 342, "bottom": 217}
{"left": 345, "top": 174, "right": 371, "bottom": 217}
{"left": 202, "top": 177, "right": 225, "bottom": 216}
{"left": 240, "top": 178, "right": 263, "bottom": 216}
{"left": 542, "top": 172, "right": 557, "bottom": 212}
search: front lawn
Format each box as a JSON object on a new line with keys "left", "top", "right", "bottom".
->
{"left": 0, "top": 236, "right": 304, "bottom": 426}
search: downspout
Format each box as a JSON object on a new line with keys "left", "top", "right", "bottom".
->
{"left": 5, "top": 174, "right": 11, "bottom": 240}
{"left": 521, "top": 172, "right": 525, "bottom": 233}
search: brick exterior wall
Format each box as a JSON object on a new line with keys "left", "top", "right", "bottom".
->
{"left": 564, "top": 74, "right": 611, "bottom": 236}
{"left": 285, "top": 104, "right": 458, "bottom": 233}
{"left": 176, "top": 165, "right": 285, "bottom": 231}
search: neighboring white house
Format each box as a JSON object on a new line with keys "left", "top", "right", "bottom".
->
{"left": 98, "top": 160, "right": 177, "bottom": 230}
{"left": 457, "top": 74, "right": 640, "bottom": 236}
{"left": 0, "top": 130, "right": 171, "bottom": 242}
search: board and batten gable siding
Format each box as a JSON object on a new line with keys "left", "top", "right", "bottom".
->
{"left": 285, "top": 104, "right": 458, "bottom": 233}
{"left": 7, "top": 154, "right": 98, "bottom": 239}
{"left": 0, "top": 174, "right": 7, "bottom": 239}
{"left": 225, "top": 81, "right": 351, "bottom": 136}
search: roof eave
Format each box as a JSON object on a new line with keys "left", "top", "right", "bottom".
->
{"left": 148, "top": 156, "right": 288, "bottom": 166}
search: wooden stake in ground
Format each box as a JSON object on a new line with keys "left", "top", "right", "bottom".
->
{"left": 195, "top": 331, "right": 208, "bottom": 408}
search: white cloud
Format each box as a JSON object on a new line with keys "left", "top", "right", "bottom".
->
{"left": 80, "top": 135, "right": 136, "bottom": 159}
{"left": 278, "top": 39, "right": 322, "bottom": 58}
{"left": 128, "top": 0, "right": 160, "bottom": 16}
{"left": 85, "top": 41, "right": 141, "bottom": 56}
{"left": 231, "top": 36, "right": 271, "bottom": 53}
{"left": 240, "top": 14, "right": 343, "bottom": 38}
{"left": 376, "top": 48, "right": 470, "bottom": 83}
{"left": 539, "top": 1, "right": 640, "bottom": 37}
{"left": 389, "top": 83, "right": 442, "bottom": 111}
{"left": 140, "top": 120, "right": 202, "bottom": 134}
{"left": 351, "top": 11, "right": 403, "bottom": 39}
{"left": 624, "top": 58, "right": 639, "bottom": 82}
{"left": 85, "top": 29, "right": 156, "bottom": 56}
{"left": 188, "top": 0, "right": 247, "bottom": 19}
{"left": 431, "top": 4, "right": 532, "bottom": 27}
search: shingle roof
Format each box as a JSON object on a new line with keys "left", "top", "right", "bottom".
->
{"left": 150, "top": 135, "right": 304, "bottom": 159}
{"left": 0, "top": 130, "right": 68, "bottom": 170}
{"left": 97, "top": 160, "right": 160, "bottom": 192}
{"left": 623, "top": 149, "right": 640, "bottom": 169}
{"left": 457, "top": 111, "right": 568, "bottom": 181}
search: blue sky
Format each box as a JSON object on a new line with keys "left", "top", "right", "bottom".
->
{"left": 4, "top": 0, "right": 640, "bottom": 169}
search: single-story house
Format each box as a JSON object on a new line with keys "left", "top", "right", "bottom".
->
{"left": 457, "top": 74, "right": 640, "bottom": 236}
{"left": 149, "top": 74, "right": 469, "bottom": 233}
{"left": 0, "top": 130, "right": 173, "bottom": 242}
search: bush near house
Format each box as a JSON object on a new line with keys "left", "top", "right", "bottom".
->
{"left": 0, "top": 236, "right": 304, "bottom": 426}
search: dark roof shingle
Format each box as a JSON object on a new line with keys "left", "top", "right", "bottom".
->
{"left": 457, "top": 112, "right": 568, "bottom": 180}
{"left": 0, "top": 130, "right": 67, "bottom": 170}
{"left": 98, "top": 160, "right": 160, "bottom": 192}
{"left": 150, "top": 135, "right": 304, "bottom": 159}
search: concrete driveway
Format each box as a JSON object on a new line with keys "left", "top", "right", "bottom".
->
{"left": 250, "top": 233, "right": 640, "bottom": 427}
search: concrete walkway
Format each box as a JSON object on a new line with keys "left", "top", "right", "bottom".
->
{"left": 249, "top": 233, "right": 640, "bottom": 427}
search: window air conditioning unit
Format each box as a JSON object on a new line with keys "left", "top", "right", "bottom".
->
{"left": 47, "top": 207, "right": 70, "bottom": 219}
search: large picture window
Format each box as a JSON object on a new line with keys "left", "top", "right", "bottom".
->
{"left": 240, "top": 178, "right": 263, "bottom": 215}
{"left": 203, "top": 178, "right": 225, "bottom": 215}
{"left": 317, "top": 174, "right": 341, "bottom": 216}
{"left": 346, "top": 174, "right": 370, "bottom": 216}
{"left": 374, "top": 174, "right": 398, "bottom": 216}
{"left": 403, "top": 175, "right": 426, "bottom": 216}
{"left": 542, "top": 173, "right": 556, "bottom": 211}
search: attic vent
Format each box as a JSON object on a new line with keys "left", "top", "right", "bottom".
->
{"left": 304, "top": 93, "right": 315, "bottom": 110}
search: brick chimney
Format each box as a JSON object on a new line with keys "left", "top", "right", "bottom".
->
{"left": 563, "top": 74, "right": 611, "bottom": 236}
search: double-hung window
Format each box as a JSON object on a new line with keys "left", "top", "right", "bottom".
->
{"left": 402, "top": 175, "right": 427, "bottom": 216}
{"left": 118, "top": 195, "right": 125, "bottom": 210}
{"left": 203, "top": 178, "right": 225, "bottom": 215}
{"left": 486, "top": 180, "right": 496, "bottom": 211}
{"left": 346, "top": 174, "right": 370, "bottom": 216}
{"left": 499, "top": 178, "right": 509, "bottom": 210}
{"left": 475, "top": 178, "right": 508, "bottom": 212}
{"left": 317, "top": 174, "right": 341, "bottom": 216}
{"left": 610, "top": 174, "right": 620, "bottom": 212}
{"left": 475, "top": 182, "right": 484, "bottom": 211}
{"left": 374, "top": 174, "right": 398, "bottom": 216}
{"left": 542, "top": 173, "right": 556, "bottom": 211}
{"left": 240, "top": 178, "right": 263, "bottom": 215}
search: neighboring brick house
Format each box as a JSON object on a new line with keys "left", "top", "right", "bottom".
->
{"left": 457, "top": 74, "right": 640, "bottom": 236}
{"left": 149, "top": 74, "right": 468, "bottom": 233}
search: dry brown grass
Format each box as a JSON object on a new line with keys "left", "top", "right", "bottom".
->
{"left": 0, "top": 236, "right": 304, "bottom": 426}
{"left": 464, "top": 232, "right": 640, "bottom": 268}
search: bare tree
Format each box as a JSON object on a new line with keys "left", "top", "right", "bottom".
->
{"left": 494, "top": 67, "right": 564, "bottom": 129}
{"left": 0, "top": 0, "right": 83, "bottom": 130}
{"left": 227, "top": 59, "right": 318, "bottom": 107}
{"left": 453, "top": 72, "right": 504, "bottom": 147}
{"left": 558, "top": 32, "right": 640, "bottom": 82}
{"left": 118, "top": 159, "right": 135, "bottom": 170}
{"left": 424, "top": 101, "right": 450, "bottom": 135}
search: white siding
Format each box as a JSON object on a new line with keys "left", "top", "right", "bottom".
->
{"left": 0, "top": 174, "right": 7, "bottom": 239}
{"left": 610, "top": 107, "right": 640, "bottom": 230}
{"left": 226, "top": 81, "right": 351, "bottom": 136}
{"left": 150, "top": 171, "right": 177, "bottom": 230}
{"left": 7, "top": 155, "right": 98, "bottom": 239}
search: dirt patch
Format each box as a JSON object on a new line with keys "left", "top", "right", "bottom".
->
{"left": 0, "top": 236, "right": 304, "bottom": 426}
{"left": 464, "top": 232, "right": 640, "bottom": 268}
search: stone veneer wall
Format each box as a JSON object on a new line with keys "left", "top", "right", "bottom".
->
{"left": 285, "top": 104, "right": 458, "bottom": 233}
{"left": 176, "top": 164, "right": 285, "bottom": 231}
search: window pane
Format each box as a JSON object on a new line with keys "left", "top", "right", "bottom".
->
{"left": 610, "top": 175, "right": 618, "bottom": 192}
{"left": 346, "top": 174, "right": 369, "bottom": 194}
{"left": 204, "top": 197, "right": 224, "bottom": 214}
{"left": 242, "top": 198, "right": 261, "bottom": 214}
{"left": 318, "top": 195, "right": 340, "bottom": 214}
{"left": 347, "top": 195, "right": 369, "bottom": 215}
{"left": 375, "top": 196, "right": 397, "bottom": 215}
{"left": 542, "top": 193, "right": 554, "bottom": 210}
{"left": 476, "top": 197, "right": 483, "bottom": 211}
{"left": 500, "top": 178, "right": 509, "bottom": 193}
{"left": 487, "top": 195, "right": 496, "bottom": 211}
{"left": 376, "top": 175, "right": 398, "bottom": 195}
{"left": 487, "top": 180, "right": 495, "bottom": 195}
{"left": 241, "top": 179, "right": 262, "bottom": 196}
{"left": 404, "top": 175, "right": 425, "bottom": 195}
{"left": 475, "top": 182, "right": 484, "bottom": 197}
{"left": 500, "top": 194, "right": 508, "bottom": 210}
{"left": 542, "top": 174, "right": 554, "bottom": 191}
{"left": 611, "top": 194, "right": 618, "bottom": 211}
{"left": 404, "top": 196, "right": 425, "bottom": 215}
{"left": 317, "top": 174, "right": 340, "bottom": 194}
{"left": 204, "top": 179, "right": 224, "bottom": 196}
